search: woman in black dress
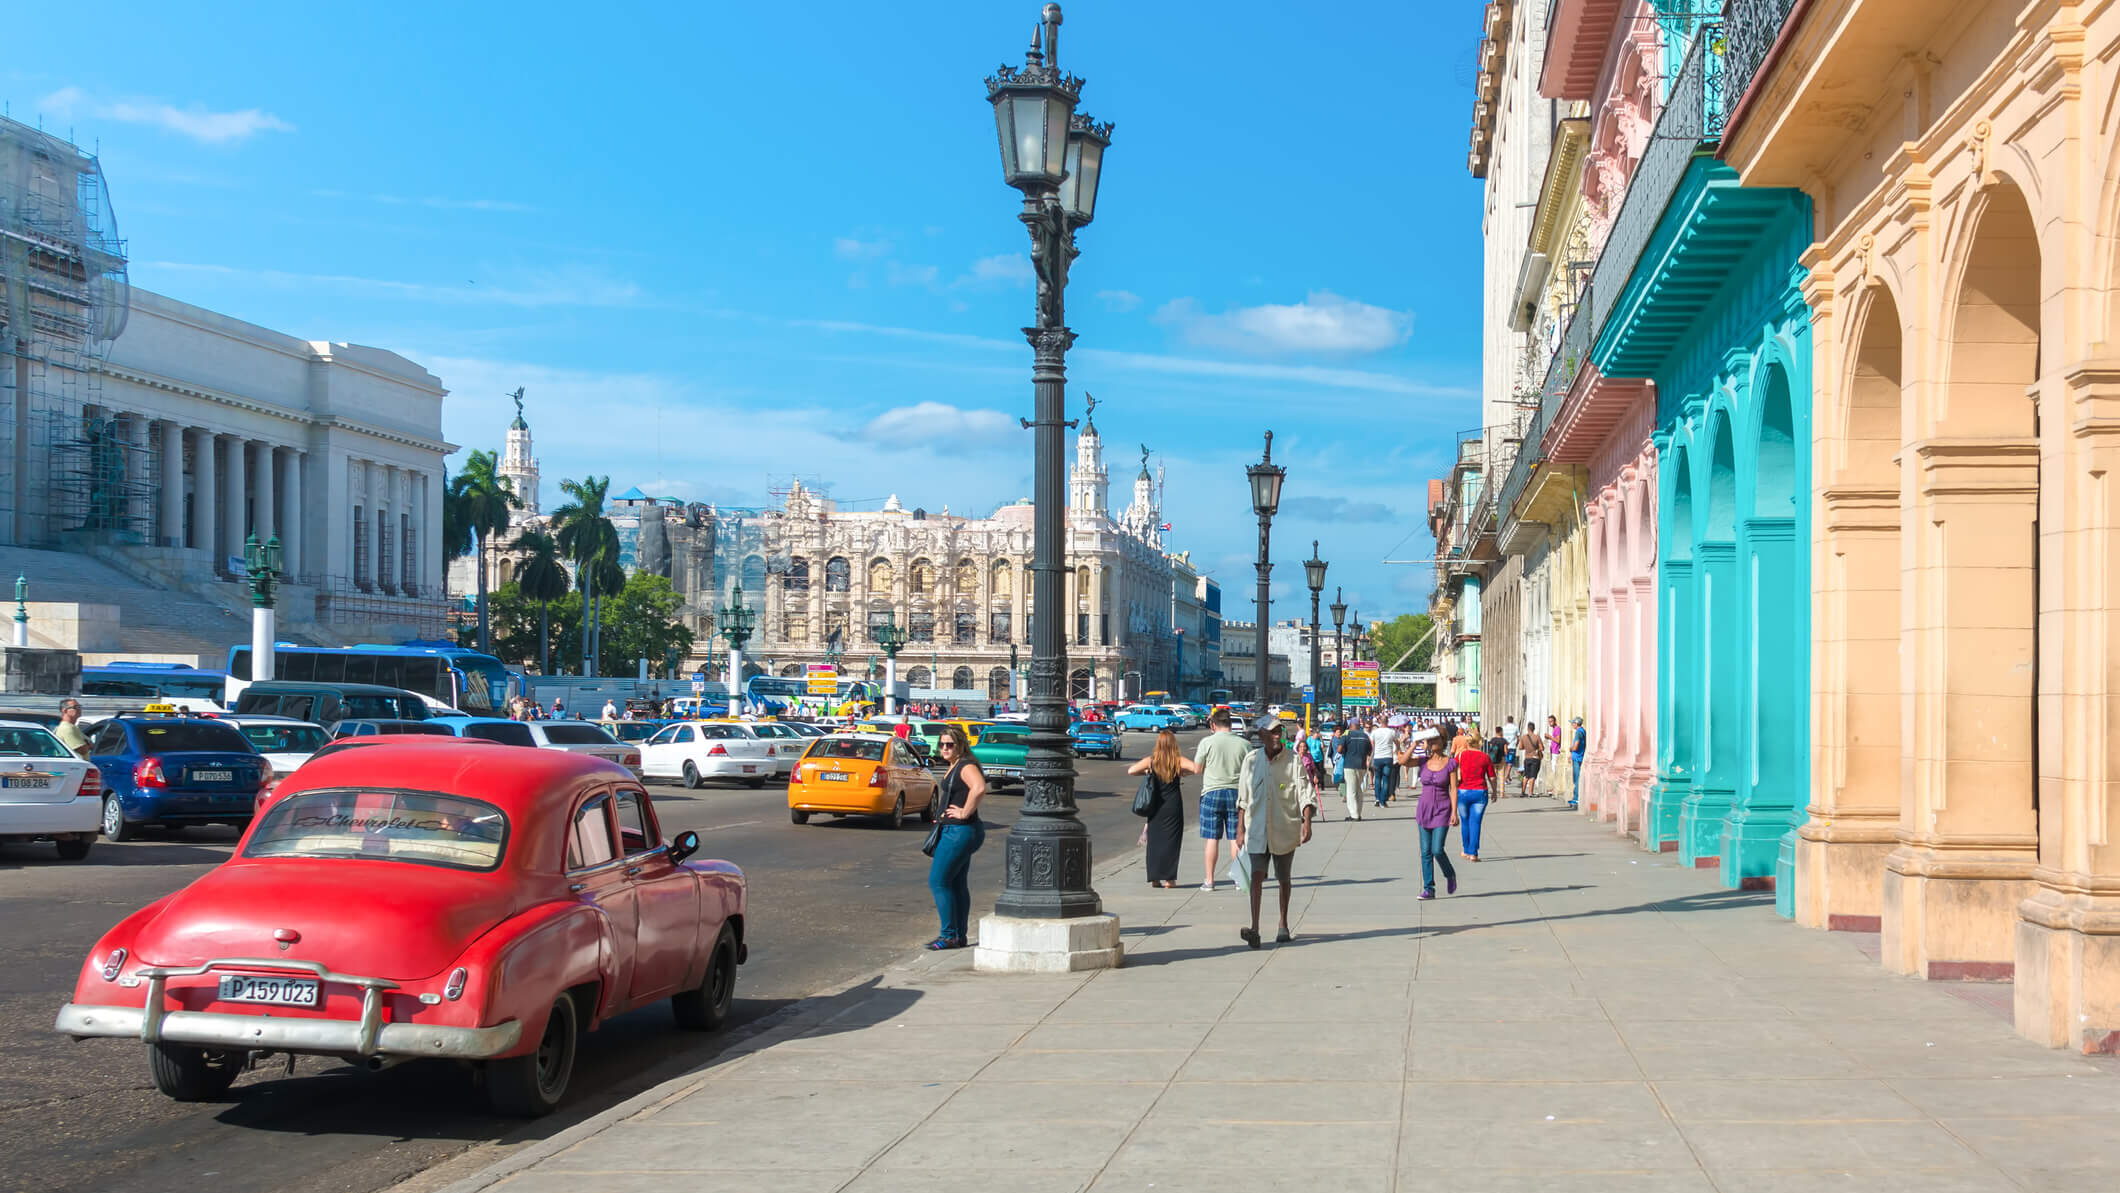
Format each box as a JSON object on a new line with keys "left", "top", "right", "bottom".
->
{"left": 1127, "top": 728, "right": 1202, "bottom": 888}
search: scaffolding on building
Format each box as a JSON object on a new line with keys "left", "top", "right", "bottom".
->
{"left": 0, "top": 116, "right": 135, "bottom": 548}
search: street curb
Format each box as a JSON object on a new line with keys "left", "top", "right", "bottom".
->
{"left": 409, "top": 828, "right": 1149, "bottom": 1193}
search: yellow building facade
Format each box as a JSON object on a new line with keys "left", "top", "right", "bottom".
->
{"left": 1725, "top": 0, "right": 2120, "bottom": 1050}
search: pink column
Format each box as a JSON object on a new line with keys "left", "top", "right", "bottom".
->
{"left": 1585, "top": 500, "right": 1615, "bottom": 820}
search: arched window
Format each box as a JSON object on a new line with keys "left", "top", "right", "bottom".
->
{"left": 952, "top": 666, "right": 974, "bottom": 690}
{"left": 954, "top": 558, "right": 978, "bottom": 595}
{"left": 825, "top": 556, "right": 850, "bottom": 592}
{"left": 909, "top": 558, "right": 935, "bottom": 596}
{"left": 742, "top": 555, "right": 766, "bottom": 595}
{"left": 497, "top": 559, "right": 515, "bottom": 586}
{"left": 988, "top": 667, "right": 1011, "bottom": 701}
{"left": 991, "top": 559, "right": 1012, "bottom": 597}
{"left": 905, "top": 666, "right": 932, "bottom": 687}
{"left": 1075, "top": 565, "right": 1090, "bottom": 608}
{"left": 785, "top": 558, "right": 810, "bottom": 592}
{"left": 779, "top": 663, "right": 804, "bottom": 677}
{"left": 869, "top": 557, "right": 894, "bottom": 592}
{"left": 1068, "top": 668, "right": 1093, "bottom": 700}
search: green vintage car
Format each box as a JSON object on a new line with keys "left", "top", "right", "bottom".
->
{"left": 970, "top": 724, "right": 1029, "bottom": 787}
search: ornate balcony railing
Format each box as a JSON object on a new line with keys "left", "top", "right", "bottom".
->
{"left": 1722, "top": 0, "right": 1798, "bottom": 118}
{"left": 1491, "top": 24, "right": 1725, "bottom": 533}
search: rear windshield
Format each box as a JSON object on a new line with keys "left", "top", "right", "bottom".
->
{"left": 542, "top": 724, "right": 618, "bottom": 746}
{"left": 343, "top": 694, "right": 426, "bottom": 720}
{"left": 461, "top": 722, "right": 537, "bottom": 747}
{"left": 983, "top": 730, "right": 1028, "bottom": 745}
{"left": 0, "top": 726, "right": 70, "bottom": 758}
{"left": 384, "top": 722, "right": 455, "bottom": 735}
{"left": 237, "top": 724, "right": 330, "bottom": 754}
{"left": 138, "top": 722, "right": 252, "bottom": 753}
{"left": 805, "top": 737, "right": 887, "bottom": 761}
{"left": 245, "top": 789, "right": 508, "bottom": 871}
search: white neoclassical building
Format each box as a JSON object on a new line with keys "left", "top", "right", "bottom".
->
{"left": 1, "top": 116, "right": 453, "bottom": 640}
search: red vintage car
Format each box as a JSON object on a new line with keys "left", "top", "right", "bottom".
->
{"left": 54, "top": 741, "right": 747, "bottom": 1115}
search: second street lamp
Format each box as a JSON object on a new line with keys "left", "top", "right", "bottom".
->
{"left": 876, "top": 614, "right": 909, "bottom": 716}
{"left": 976, "top": 2, "right": 1119, "bottom": 971}
{"left": 720, "top": 583, "right": 757, "bottom": 711}
{"left": 1304, "top": 541, "right": 1326, "bottom": 727}
{"left": 1330, "top": 586, "right": 1347, "bottom": 718}
{"left": 1246, "top": 431, "right": 1286, "bottom": 707}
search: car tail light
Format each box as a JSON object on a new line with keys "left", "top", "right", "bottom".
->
{"left": 623, "top": 752, "right": 641, "bottom": 767}
{"left": 869, "top": 768, "right": 885, "bottom": 787}
{"left": 766, "top": 745, "right": 777, "bottom": 757}
{"left": 133, "top": 758, "right": 167, "bottom": 789}
{"left": 444, "top": 967, "right": 468, "bottom": 1001}
{"left": 100, "top": 948, "right": 127, "bottom": 982}
{"left": 78, "top": 767, "right": 102, "bottom": 799}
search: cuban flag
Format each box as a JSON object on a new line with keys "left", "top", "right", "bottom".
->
{"left": 1159, "top": 522, "right": 1172, "bottom": 531}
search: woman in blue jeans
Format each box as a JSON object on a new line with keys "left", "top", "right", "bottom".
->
{"left": 926, "top": 725, "right": 989, "bottom": 949}
{"left": 1413, "top": 724, "right": 1460, "bottom": 899}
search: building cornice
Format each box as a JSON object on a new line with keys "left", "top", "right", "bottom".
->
{"left": 93, "top": 360, "right": 456, "bottom": 455}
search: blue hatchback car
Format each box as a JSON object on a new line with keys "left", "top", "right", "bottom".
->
{"left": 1068, "top": 720, "right": 1121, "bottom": 760}
{"left": 88, "top": 715, "right": 267, "bottom": 841}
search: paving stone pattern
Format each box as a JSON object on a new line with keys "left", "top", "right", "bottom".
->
{"left": 462, "top": 794, "right": 2120, "bottom": 1193}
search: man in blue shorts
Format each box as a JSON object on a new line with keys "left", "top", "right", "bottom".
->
{"left": 1193, "top": 706, "right": 1251, "bottom": 891}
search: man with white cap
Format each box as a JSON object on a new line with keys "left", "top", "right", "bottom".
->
{"left": 1236, "top": 714, "right": 1320, "bottom": 948}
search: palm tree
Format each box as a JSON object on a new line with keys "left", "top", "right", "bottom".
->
{"left": 513, "top": 529, "right": 570, "bottom": 675}
{"left": 550, "top": 476, "right": 618, "bottom": 677}
{"left": 447, "top": 450, "right": 520, "bottom": 654}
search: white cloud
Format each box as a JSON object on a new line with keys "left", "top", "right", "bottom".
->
{"left": 311, "top": 189, "right": 533, "bottom": 213}
{"left": 42, "top": 86, "right": 293, "bottom": 144}
{"left": 1097, "top": 289, "right": 1143, "bottom": 312}
{"left": 1155, "top": 290, "right": 1412, "bottom": 355}
{"left": 851, "top": 401, "right": 1018, "bottom": 451}
{"left": 886, "top": 261, "right": 941, "bottom": 287}
{"left": 964, "top": 254, "right": 1033, "bottom": 285}
{"left": 140, "top": 261, "right": 643, "bottom": 309}
{"left": 833, "top": 236, "right": 892, "bottom": 260}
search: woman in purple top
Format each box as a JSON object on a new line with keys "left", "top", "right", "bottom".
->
{"left": 1414, "top": 722, "right": 1461, "bottom": 899}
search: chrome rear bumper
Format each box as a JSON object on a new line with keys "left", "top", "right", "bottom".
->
{"left": 55, "top": 956, "right": 521, "bottom": 1060}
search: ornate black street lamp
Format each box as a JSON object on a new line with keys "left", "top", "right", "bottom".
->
{"left": 876, "top": 613, "right": 909, "bottom": 715}
{"left": 1329, "top": 585, "right": 1347, "bottom": 717}
{"left": 1304, "top": 541, "right": 1326, "bottom": 723}
{"left": 720, "top": 582, "right": 756, "bottom": 708}
{"left": 245, "top": 533, "right": 284, "bottom": 681}
{"left": 983, "top": 2, "right": 1112, "bottom": 929}
{"left": 1246, "top": 432, "right": 1286, "bottom": 706}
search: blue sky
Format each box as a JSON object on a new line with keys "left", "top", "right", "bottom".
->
{"left": 8, "top": 0, "right": 1484, "bottom": 624}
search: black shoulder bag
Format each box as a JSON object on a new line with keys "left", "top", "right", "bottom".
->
{"left": 922, "top": 760, "right": 963, "bottom": 857}
{"left": 1132, "top": 772, "right": 1158, "bottom": 817}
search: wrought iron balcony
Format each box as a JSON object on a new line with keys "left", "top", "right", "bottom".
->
{"left": 1489, "top": 24, "right": 1724, "bottom": 536}
{"left": 1723, "top": 0, "right": 1799, "bottom": 119}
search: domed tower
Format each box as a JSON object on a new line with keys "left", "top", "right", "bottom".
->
{"left": 499, "top": 387, "right": 540, "bottom": 516}
{"left": 1069, "top": 392, "right": 1108, "bottom": 515}
{"left": 1122, "top": 444, "right": 1162, "bottom": 548}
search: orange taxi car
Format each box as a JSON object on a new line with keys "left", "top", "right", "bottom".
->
{"left": 788, "top": 734, "right": 939, "bottom": 829}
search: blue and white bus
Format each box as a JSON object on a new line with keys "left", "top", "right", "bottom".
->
{"left": 80, "top": 662, "right": 232, "bottom": 710}
{"left": 225, "top": 641, "right": 514, "bottom": 716}
{"left": 741, "top": 675, "right": 882, "bottom": 714}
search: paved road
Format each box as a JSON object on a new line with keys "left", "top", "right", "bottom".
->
{"left": 1, "top": 732, "right": 1191, "bottom": 1193}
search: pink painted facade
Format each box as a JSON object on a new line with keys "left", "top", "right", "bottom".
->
{"left": 1577, "top": 393, "right": 1658, "bottom": 834}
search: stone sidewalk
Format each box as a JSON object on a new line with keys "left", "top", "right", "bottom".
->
{"left": 437, "top": 794, "right": 2120, "bottom": 1193}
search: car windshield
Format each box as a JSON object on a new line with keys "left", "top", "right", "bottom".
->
{"left": 541, "top": 724, "right": 618, "bottom": 746}
{"left": 0, "top": 725, "right": 70, "bottom": 757}
{"left": 244, "top": 789, "right": 509, "bottom": 871}
{"left": 343, "top": 693, "right": 426, "bottom": 720}
{"left": 139, "top": 722, "right": 252, "bottom": 753}
{"left": 806, "top": 737, "right": 887, "bottom": 761}
{"left": 237, "top": 724, "right": 329, "bottom": 753}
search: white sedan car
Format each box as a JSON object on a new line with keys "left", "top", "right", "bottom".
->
{"left": 0, "top": 720, "right": 104, "bottom": 860}
{"left": 641, "top": 721, "right": 779, "bottom": 788}
{"left": 217, "top": 715, "right": 331, "bottom": 779}
{"left": 526, "top": 720, "right": 643, "bottom": 777}
{"left": 741, "top": 721, "right": 809, "bottom": 777}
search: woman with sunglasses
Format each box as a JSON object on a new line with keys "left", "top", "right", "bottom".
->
{"left": 926, "top": 725, "right": 989, "bottom": 950}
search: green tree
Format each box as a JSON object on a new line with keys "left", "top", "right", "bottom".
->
{"left": 512, "top": 529, "right": 571, "bottom": 675}
{"left": 1369, "top": 612, "right": 1437, "bottom": 708}
{"left": 598, "top": 573, "right": 694, "bottom": 679}
{"left": 550, "top": 475, "right": 619, "bottom": 676}
{"left": 446, "top": 450, "right": 520, "bottom": 655}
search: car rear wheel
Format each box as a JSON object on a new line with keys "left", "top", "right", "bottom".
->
{"left": 486, "top": 993, "right": 577, "bottom": 1117}
{"left": 147, "top": 1043, "right": 242, "bottom": 1101}
{"left": 888, "top": 795, "right": 905, "bottom": 829}
{"left": 55, "top": 838, "right": 91, "bottom": 861}
{"left": 101, "top": 796, "right": 138, "bottom": 842}
{"left": 673, "top": 925, "right": 738, "bottom": 1031}
{"left": 790, "top": 808, "right": 810, "bottom": 825}
{"left": 682, "top": 761, "right": 703, "bottom": 789}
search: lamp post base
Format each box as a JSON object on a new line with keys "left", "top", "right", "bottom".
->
{"left": 972, "top": 912, "right": 1123, "bottom": 973}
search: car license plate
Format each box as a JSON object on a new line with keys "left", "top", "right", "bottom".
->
{"left": 217, "top": 975, "right": 320, "bottom": 1007}
{"left": 192, "top": 769, "right": 234, "bottom": 783}
{"left": 821, "top": 771, "right": 850, "bottom": 782}
{"left": 1, "top": 775, "right": 52, "bottom": 788}
{"left": 742, "top": 764, "right": 757, "bottom": 773}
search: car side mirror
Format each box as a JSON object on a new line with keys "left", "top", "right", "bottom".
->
{"left": 668, "top": 829, "right": 701, "bottom": 866}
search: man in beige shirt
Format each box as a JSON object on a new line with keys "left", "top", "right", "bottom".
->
{"left": 1236, "top": 716, "right": 1319, "bottom": 948}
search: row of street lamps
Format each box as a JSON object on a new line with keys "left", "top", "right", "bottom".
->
{"left": 1245, "top": 433, "right": 1370, "bottom": 715}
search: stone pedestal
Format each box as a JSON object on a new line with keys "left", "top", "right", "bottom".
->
{"left": 973, "top": 913, "right": 1122, "bottom": 973}
{"left": 1792, "top": 818, "right": 1897, "bottom": 931}
{"left": 1, "top": 646, "right": 81, "bottom": 695}
{"left": 2015, "top": 887, "right": 2120, "bottom": 1054}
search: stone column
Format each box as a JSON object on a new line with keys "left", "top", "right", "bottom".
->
{"left": 193, "top": 430, "right": 218, "bottom": 563}
{"left": 281, "top": 451, "right": 304, "bottom": 578}
{"left": 159, "top": 421, "right": 184, "bottom": 548}
{"left": 252, "top": 442, "right": 275, "bottom": 545}
{"left": 1682, "top": 540, "right": 1742, "bottom": 867}
{"left": 226, "top": 436, "right": 250, "bottom": 560}
{"left": 1725, "top": 517, "right": 1800, "bottom": 886}
{"left": 1649, "top": 552, "right": 1695, "bottom": 852}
